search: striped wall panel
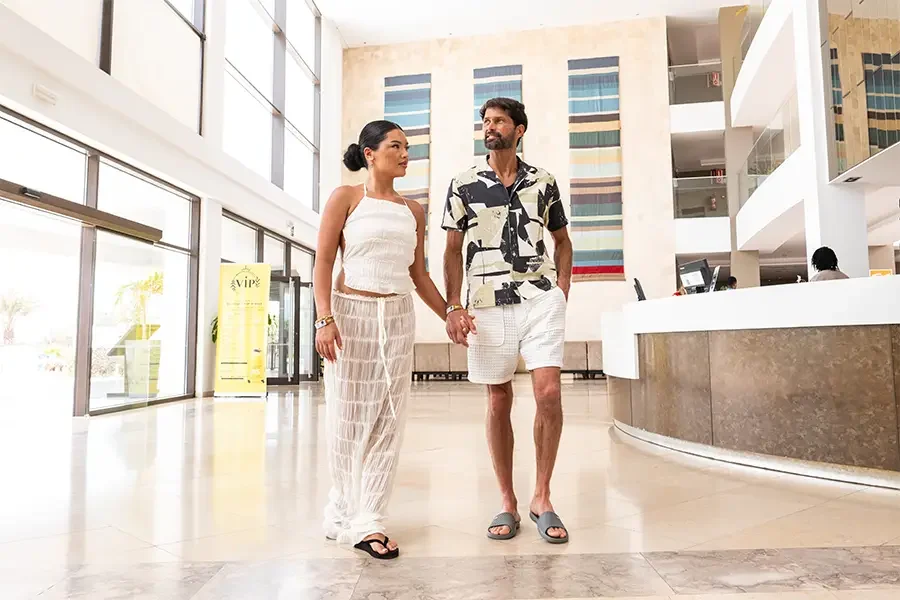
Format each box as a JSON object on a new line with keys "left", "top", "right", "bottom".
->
{"left": 385, "top": 73, "right": 432, "bottom": 270}
{"left": 473, "top": 65, "right": 523, "bottom": 161}
{"left": 567, "top": 57, "right": 624, "bottom": 282}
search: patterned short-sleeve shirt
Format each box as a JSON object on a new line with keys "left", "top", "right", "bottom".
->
{"left": 442, "top": 157, "right": 569, "bottom": 309}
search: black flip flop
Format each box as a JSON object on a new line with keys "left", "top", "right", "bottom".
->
{"left": 354, "top": 535, "right": 399, "bottom": 560}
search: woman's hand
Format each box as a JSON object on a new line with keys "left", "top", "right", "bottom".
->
{"left": 445, "top": 309, "right": 477, "bottom": 347}
{"left": 316, "top": 322, "right": 343, "bottom": 363}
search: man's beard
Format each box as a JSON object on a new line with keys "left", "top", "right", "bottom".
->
{"left": 484, "top": 131, "right": 515, "bottom": 150}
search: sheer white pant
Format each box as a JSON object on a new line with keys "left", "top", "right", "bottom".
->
{"left": 323, "top": 292, "right": 415, "bottom": 545}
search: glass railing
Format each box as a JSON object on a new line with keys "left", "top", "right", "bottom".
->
{"left": 738, "top": 90, "right": 800, "bottom": 207}
{"left": 735, "top": 0, "right": 773, "bottom": 78}
{"left": 668, "top": 62, "right": 724, "bottom": 105}
{"left": 673, "top": 176, "right": 729, "bottom": 218}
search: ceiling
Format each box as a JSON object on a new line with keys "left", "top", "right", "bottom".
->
{"left": 317, "top": 0, "right": 736, "bottom": 47}
{"left": 672, "top": 131, "right": 725, "bottom": 172}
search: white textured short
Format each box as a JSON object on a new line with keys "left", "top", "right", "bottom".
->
{"left": 466, "top": 286, "right": 567, "bottom": 385}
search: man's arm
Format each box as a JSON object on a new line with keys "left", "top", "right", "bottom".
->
{"left": 545, "top": 176, "right": 572, "bottom": 299}
{"left": 551, "top": 227, "right": 573, "bottom": 299}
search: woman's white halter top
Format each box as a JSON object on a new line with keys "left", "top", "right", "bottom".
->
{"left": 341, "top": 185, "right": 417, "bottom": 295}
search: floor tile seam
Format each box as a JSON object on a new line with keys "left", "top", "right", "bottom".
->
{"left": 0, "top": 524, "right": 115, "bottom": 549}
{"left": 636, "top": 550, "right": 678, "bottom": 597}
{"left": 596, "top": 523, "right": 697, "bottom": 547}
{"left": 185, "top": 561, "right": 230, "bottom": 600}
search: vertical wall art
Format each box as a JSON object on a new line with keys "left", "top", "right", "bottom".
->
{"left": 384, "top": 73, "right": 432, "bottom": 269}
{"left": 567, "top": 57, "right": 625, "bottom": 282}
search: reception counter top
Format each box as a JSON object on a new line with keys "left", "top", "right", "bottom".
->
{"left": 602, "top": 275, "right": 900, "bottom": 487}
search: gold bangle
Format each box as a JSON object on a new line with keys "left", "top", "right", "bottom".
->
{"left": 445, "top": 304, "right": 464, "bottom": 316}
{"left": 315, "top": 316, "right": 335, "bottom": 330}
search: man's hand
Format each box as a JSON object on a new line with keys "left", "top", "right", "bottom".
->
{"left": 446, "top": 308, "right": 477, "bottom": 347}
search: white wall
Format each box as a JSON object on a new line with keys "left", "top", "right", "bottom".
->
{"left": 675, "top": 217, "right": 731, "bottom": 254}
{"left": 669, "top": 101, "right": 726, "bottom": 134}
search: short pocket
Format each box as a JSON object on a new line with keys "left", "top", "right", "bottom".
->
{"left": 467, "top": 307, "right": 506, "bottom": 348}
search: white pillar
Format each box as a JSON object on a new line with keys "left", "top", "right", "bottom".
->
{"left": 794, "top": 0, "right": 869, "bottom": 278}
{"left": 196, "top": 198, "right": 223, "bottom": 396}
{"left": 201, "top": 0, "right": 226, "bottom": 148}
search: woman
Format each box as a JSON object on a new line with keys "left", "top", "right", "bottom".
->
{"left": 314, "top": 120, "right": 448, "bottom": 559}
{"left": 810, "top": 246, "right": 849, "bottom": 282}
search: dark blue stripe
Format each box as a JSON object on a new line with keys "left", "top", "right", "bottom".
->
{"left": 385, "top": 73, "right": 431, "bottom": 87}
{"left": 568, "top": 57, "right": 619, "bottom": 70}
{"left": 474, "top": 65, "right": 523, "bottom": 79}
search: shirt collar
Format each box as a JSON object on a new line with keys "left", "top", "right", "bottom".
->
{"left": 480, "top": 155, "right": 530, "bottom": 186}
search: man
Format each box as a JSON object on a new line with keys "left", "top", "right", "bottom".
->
{"left": 442, "top": 98, "right": 572, "bottom": 544}
{"left": 727, "top": 276, "right": 738, "bottom": 290}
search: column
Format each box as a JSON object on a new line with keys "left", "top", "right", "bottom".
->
{"left": 793, "top": 0, "right": 869, "bottom": 277}
{"left": 201, "top": 0, "right": 226, "bottom": 146}
{"left": 720, "top": 6, "right": 761, "bottom": 287}
{"left": 196, "top": 198, "right": 223, "bottom": 396}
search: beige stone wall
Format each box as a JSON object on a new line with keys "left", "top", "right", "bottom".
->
{"left": 341, "top": 19, "right": 674, "bottom": 342}
{"left": 828, "top": 14, "right": 900, "bottom": 172}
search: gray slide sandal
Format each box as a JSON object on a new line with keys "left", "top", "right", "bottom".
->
{"left": 530, "top": 511, "right": 569, "bottom": 544}
{"left": 486, "top": 512, "right": 520, "bottom": 540}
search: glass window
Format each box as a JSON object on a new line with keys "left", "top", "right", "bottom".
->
{"left": 111, "top": 0, "right": 202, "bottom": 131}
{"left": 0, "top": 199, "right": 81, "bottom": 416}
{"left": 221, "top": 215, "right": 258, "bottom": 263}
{"left": 286, "top": 0, "right": 316, "bottom": 71}
{"left": 2, "top": 0, "right": 103, "bottom": 66}
{"left": 284, "top": 129, "right": 315, "bottom": 208}
{"left": 90, "top": 231, "right": 190, "bottom": 411}
{"left": 0, "top": 115, "right": 87, "bottom": 203}
{"left": 290, "top": 245, "right": 313, "bottom": 281}
{"left": 98, "top": 160, "right": 193, "bottom": 249}
{"left": 223, "top": 70, "right": 273, "bottom": 180}
{"left": 286, "top": 54, "right": 316, "bottom": 142}
{"left": 225, "top": 0, "right": 275, "bottom": 102}
{"left": 264, "top": 235, "right": 286, "bottom": 275}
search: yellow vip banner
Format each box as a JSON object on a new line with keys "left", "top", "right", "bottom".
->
{"left": 214, "top": 263, "right": 272, "bottom": 396}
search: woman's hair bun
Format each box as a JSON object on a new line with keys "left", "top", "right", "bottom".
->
{"left": 342, "top": 143, "right": 366, "bottom": 172}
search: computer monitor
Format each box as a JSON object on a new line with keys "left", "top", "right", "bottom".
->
{"left": 679, "top": 259, "right": 713, "bottom": 293}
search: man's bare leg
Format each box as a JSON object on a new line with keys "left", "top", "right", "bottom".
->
{"left": 529, "top": 367, "right": 566, "bottom": 539}
{"left": 486, "top": 381, "right": 518, "bottom": 536}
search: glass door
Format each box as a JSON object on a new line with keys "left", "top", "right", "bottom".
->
{"left": 267, "top": 276, "right": 298, "bottom": 385}
{"left": 0, "top": 199, "right": 81, "bottom": 419}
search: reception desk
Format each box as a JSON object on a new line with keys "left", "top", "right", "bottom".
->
{"left": 602, "top": 275, "right": 900, "bottom": 488}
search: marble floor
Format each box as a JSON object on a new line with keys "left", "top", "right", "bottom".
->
{"left": 1, "top": 377, "right": 899, "bottom": 599}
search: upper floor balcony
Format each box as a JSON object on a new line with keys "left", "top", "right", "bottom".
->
{"left": 669, "top": 61, "right": 726, "bottom": 135}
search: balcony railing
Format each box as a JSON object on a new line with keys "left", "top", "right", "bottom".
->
{"left": 669, "top": 62, "right": 724, "bottom": 105}
{"left": 673, "top": 176, "right": 729, "bottom": 218}
{"left": 735, "top": 0, "right": 773, "bottom": 78}
{"left": 738, "top": 90, "right": 800, "bottom": 207}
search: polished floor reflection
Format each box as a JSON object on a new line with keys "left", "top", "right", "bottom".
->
{"left": 1, "top": 378, "right": 899, "bottom": 599}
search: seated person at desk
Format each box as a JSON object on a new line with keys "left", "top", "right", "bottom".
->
{"left": 810, "top": 246, "right": 849, "bottom": 282}
{"left": 726, "top": 276, "right": 738, "bottom": 290}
